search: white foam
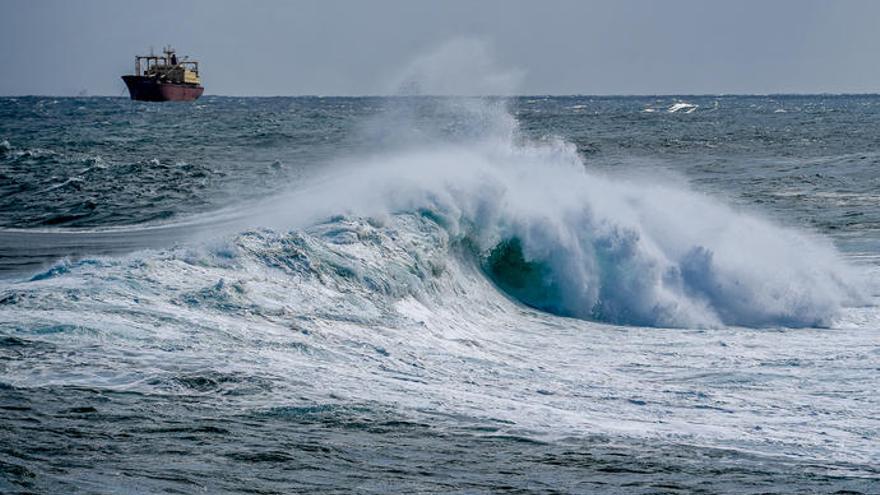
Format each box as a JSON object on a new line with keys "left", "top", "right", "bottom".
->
{"left": 668, "top": 102, "right": 698, "bottom": 113}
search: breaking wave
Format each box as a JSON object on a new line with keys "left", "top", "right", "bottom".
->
{"left": 6, "top": 99, "right": 865, "bottom": 329}
{"left": 240, "top": 98, "right": 863, "bottom": 328}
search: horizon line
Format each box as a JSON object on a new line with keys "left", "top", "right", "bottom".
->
{"left": 3, "top": 92, "right": 880, "bottom": 99}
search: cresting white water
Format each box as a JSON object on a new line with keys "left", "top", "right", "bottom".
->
{"left": 249, "top": 96, "right": 865, "bottom": 328}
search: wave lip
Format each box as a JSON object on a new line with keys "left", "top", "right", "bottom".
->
{"left": 474, "top": 163, "right": 862, "bottom": 328}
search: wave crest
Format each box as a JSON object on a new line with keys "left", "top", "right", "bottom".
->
{"left": 250, "top": 99, "right": 863, "bottom": 328}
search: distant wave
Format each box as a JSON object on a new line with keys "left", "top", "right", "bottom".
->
{"left": 668, "top": 102, "right": 698, "bottom": 113}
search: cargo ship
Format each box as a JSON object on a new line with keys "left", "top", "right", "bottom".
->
{"left": 122, "top": 46, "right": 204, "bottom": 102}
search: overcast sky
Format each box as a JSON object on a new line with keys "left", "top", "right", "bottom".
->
{"left": 2, "top": 0, "right": 879, "bottom": 96}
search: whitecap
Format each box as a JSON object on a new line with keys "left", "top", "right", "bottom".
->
{"left": 668, "top": 102, "right": 698, "bottom": 113}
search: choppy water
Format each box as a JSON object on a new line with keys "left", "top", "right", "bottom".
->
{"left": 1, "top": 95, "right": 879, "bottom": 494}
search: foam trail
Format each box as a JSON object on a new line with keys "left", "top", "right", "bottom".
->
{"left": 252, "top": 97, "right": 863, "bottom": 328}
{"left": 0, "top": 203, "right": 260, "bottom": 277}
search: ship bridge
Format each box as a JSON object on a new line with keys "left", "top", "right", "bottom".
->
{"left": 134, "top": 46, "right": 200, "bottom": 85}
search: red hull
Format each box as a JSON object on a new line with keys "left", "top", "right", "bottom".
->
{"left": 122, "top": 76, "right": 204, "bottom": 102}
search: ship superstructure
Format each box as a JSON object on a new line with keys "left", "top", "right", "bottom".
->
{"left": 122, "top": 46, "right": 204, "bottom": 102}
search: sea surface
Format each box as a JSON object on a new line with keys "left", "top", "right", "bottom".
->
{"left": 1, "top": 95, "right": 879, "bottom": 494}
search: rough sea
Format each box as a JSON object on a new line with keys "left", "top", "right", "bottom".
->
{"left": 1, "top": 95, "right": 878, "bottom": 494}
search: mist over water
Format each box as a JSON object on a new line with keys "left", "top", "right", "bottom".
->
{"left": 389, "top": 38, "right": 524, "bottom": 96}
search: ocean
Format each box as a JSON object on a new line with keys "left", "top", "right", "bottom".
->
{"left": 1, "top": 95, "right": 878, "bottom": 494}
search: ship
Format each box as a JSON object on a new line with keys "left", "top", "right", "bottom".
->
{"left": 122, "top": 46, "right": 204, "bottom": 102}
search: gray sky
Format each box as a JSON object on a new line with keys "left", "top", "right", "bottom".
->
{"left": 2, "top": 0, "right": 879, "bottom": 96}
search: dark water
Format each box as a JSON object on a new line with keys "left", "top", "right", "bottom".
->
{"left": 4, "top": 96, "right": 880, "bottom": 234}
{"left": 1, "top": 96, "right": 879, "bottom": 493}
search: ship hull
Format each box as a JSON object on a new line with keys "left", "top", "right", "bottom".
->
{"left": 122, "top": 76, "right": 204, "bottom": 102}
